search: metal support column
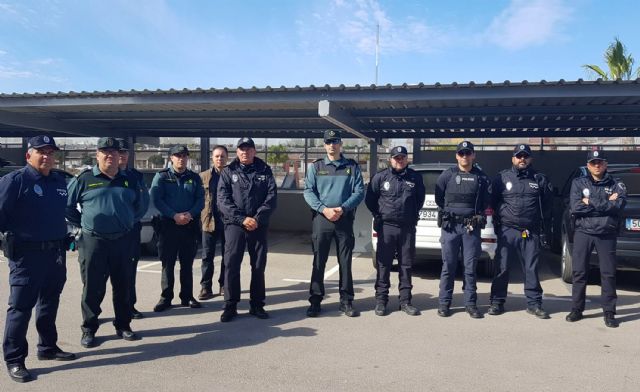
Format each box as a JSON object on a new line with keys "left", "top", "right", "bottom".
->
{"left": 201, "top": 137, "right": 210, "bottom": 171}
{"left": 412, "top": 138, "right": 422, "bottom": 163}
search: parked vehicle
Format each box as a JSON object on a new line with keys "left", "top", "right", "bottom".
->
{"left": 554, "top": 164, "right": 640, "bottom": 283}
{"left": 370, "top": 163, "right": 497, "bottom": 275}
{"left": 140, "top": 169, "right": 161, "bottom": 254}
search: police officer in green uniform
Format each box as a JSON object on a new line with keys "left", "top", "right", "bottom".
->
{"left": 303, "top": 130, "right": 365, "bottom": 317}
{"left": 1, "top": 136, "right": 76, "bottom": 383}
{"left": 116, "top": 138, "right": 150, "bottom": 319}
{"left": 66, "top": 137, "right": 146, "bottom": 348}
{"left": 151, "top": 145, "right": 204, "bottom": 312}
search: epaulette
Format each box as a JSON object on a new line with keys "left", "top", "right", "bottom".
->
{"left": 76, "top": 167, "right": 93, "bottom": 178}
{"left": 312, "top": 158, "right": 323, "bottom": 163}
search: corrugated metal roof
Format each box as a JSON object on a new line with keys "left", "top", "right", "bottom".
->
{"left": 1, "top": 79, "right": 640, "bottom": 139}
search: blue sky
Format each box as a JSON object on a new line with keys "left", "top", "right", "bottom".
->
{"left": 0, "top": 0, "right": 639, "bottom": 93}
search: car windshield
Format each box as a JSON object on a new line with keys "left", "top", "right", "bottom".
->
{"left": 418, "top": 171, "right": 441, "bottom": 193}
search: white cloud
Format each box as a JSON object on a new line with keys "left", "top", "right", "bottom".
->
{"left": 0, "top": 65, "right": 33, "bottom": 79}
{"left": 484, "top": 0, "right": 572, "bottom": 50}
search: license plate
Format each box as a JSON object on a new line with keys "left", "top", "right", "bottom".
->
{"left": 625, "top": 218, "right": 640, "bottom": 231}
{"left": 419, "top": 209, "right": 438, "bottom": 221}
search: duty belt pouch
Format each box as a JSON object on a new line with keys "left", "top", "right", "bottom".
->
{"left": 1, "top": 231, "right": 16, "bottom": 259}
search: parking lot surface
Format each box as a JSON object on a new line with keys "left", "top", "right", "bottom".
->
{"left": 0, "top": 232, "right": 639, "bottom": 391}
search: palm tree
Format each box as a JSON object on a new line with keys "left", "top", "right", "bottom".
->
{"left": 583, "top": 37, "right": 638, "bottom": 80}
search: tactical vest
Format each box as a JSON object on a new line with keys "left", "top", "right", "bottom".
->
{"left": 444, "top": 169, "right": 479, "bottom": 210}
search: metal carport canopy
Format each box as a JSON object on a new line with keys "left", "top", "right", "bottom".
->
{"left": 1, "top": 79, "right": 640, "bottom": 140}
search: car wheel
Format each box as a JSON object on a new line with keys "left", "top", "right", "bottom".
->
{"left": 481, "top": 257, "right": 495, "bottom": 278}
{"left": 561, "top": 231, "right": 573, "bottom": 283}
{"left": 144, "top": 233, "right": 159, "bottom": 256}
{"left": 371, "top": 250, "right": 377, "bottom": 269}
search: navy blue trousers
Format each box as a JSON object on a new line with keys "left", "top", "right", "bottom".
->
{"left": 309, "top": 214, "right": 355, "bottom": 305}
{"left": 375, "top": 223, "right": 415, "bottom": 305}
{"left": 157, "top": 220, "right": 199, "bottom": 303}
{"left": 223, "top": 224, "right": 268, "bottom": 308}
{"left": 439, "top": 223, "right": 481, "bottom": 306}
{"left": 571, "top": 232, "right": 617, "bottom": 313}
{"left": 128, "top": 222, "right": 142, "bottom": 310}
{"left": 3, "top": 247, "right": 66, "bottom": 365}
{"left": 490, "top": 226, "right": 543, "bottom": 307}
{"left": 200, "top": 225, "right": 225, "bottom": 291}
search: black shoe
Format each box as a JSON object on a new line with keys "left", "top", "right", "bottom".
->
{"left": 306, "top": 303, "right": 321, "bottom": 317}
{"left": 153, "top": 300, "right": 171, "bottom": 312}
{"left": 80, "top": 331, "right": 96, "bottom": 348}
{"left": 37, "top": 348, "right": 77, "bottom": 361}
{"left": 487, "top": 303, "right": 505, "bottom": 316}
{"left": 374, "top": 302, "right": 387, "bottom": 316}
{"left": 565, "top": 310, "right": 583, "bottom": 322}
{"left": 181, "top": 298, "right": 202, "bottom": 309}
{"left": 220, "top": 307, "right": 238, "bottom": 322}
{"left": 400, "top": 303, "right": 420, "bottom": 316}
{"left": 339, "top": 303, "right": 360, "bottom": 317}
{"left": 437, "top": 304, "right": 451, "bottom": 317}
{"left": 249, "top": 306, "right": 269, "bottom": 319}
{"left": 116, "top": 329, "right": 139, "bottom": 341}
{"left": 198, "top": 288, "right": 214, "bottom": 301}
{"left": 7, "top": 364, "right": 32, "bottom": 383}
{"left": 527, "top": 306, "right": 550, "bottom": 319}
{"left": 465, "top": 305, "right": 483, "bottom": 319}
{"left": 604, "top": 312, "right": 619, "bottom": 328}
{"left": 131, "top": 308, "right": 144, "bottom": 319}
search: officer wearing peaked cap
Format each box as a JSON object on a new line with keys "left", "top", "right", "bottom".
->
{"left": 435, "top": 141, "right": 491, "bottom": 319}
{"left": 303, "top": 130, "right": 364, "bottom": 317}
{"left": 66, "top": 136, "right": 147, "bottom": 348}
{"left": 488, "top": 144, "right": 553, "bottom": 319}
{"left": 151, "top": 145, "right": 205, "bottom": 312}
{"left": 566, "top": 149, "right": 626, "bottom": 328}
{"left": 1, "top": 135, "right": 76, "bottom": 382}
{"left": 366, "top": 145, "right": 425, "bottom": 316}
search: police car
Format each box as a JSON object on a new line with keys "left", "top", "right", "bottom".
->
{"left": 371, "top": 163, "right": 497, "bottom": 274}
{"left": 555, "top": 164, "right": 640, "bottom": 282}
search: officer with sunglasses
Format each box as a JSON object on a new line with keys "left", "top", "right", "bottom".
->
{"left": 488, "top": 144, "right": 553, "bottom": 319}
{"left": 435, "top": 141, "right": 490, "bottom": 318}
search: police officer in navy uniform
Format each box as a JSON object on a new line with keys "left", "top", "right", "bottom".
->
{"left": 67, "top": 137, "right": 146, "bottom": 348}
{"left": 435, "top": 141, "right": 490, "bottom": 319}
{"left": 566, "top": 149, "right": 626, "bottom": 328}
{"left": 151, "top": 145, "right": 204, "bottom": 312}
{"left": 0, "top": 136, "right": 76, "bottom": 383}
{"left": 488, "top": 144, "right": 552, "bottom": 319}
{"left": 365, "top": 146, "right": 425, "bottom": 316}
{"left": 217, "top": 137, "right": 277, "bottom": 322}
{"left": 303, "top": 130, "right": 365, "bottom": 318}
{"left": 116, "top": 138, "right": 150, "bottom": 319}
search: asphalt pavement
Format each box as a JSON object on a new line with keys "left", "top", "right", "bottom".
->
{"left": 0, "top": 231, "right": 639, "bottom": 391}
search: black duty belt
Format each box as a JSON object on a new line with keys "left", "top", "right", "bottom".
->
{"left": 83, "top": 229, "right": 129, "bottom": 241}
{"left": 16, "top": 240, "right": 64, "bottom": 251}
{"left": 450, "top": 215, "right": 473, "bottom": 224}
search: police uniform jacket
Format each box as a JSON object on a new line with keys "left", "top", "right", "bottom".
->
{"left": 199, "top": 167, "right": 223, "bottom": 232}
{"left": 570, "top": 172, "right": 627, "bottom": 235}
{"left": 217, "top": 157, "right": 277, "bottom": 228}
{"left": 125, "top": 167, "right": 150, "bottom": 223}
{"left": 435, "top": 166, "right": 490, "bottom": 217}
{"left": 0, "top": 165, "right": 67, "bottom": 241}
{"left": 66, "top": 165, "right": 145, "bottom": 235}
{"left": 365, "top": 167, "right": 426, "bottom": 227}
{"left": 150, "top": 166, "right": 204, "bottom": 220}
{"left": 303, "top": 155, "right": 364, "bottom": 215}
{"left": 492, "top": 166, "right": 552, "bottom": 232}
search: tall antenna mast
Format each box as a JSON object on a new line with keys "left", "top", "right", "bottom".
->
{"left": 375, "top": 23, "right": 380, "bottom": 85}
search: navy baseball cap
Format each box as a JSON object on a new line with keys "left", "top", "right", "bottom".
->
{"left": 116, "top": 138, "right": 130, "bottom": 151}
{"left": 169, "top": 145, "right": 189, "bottom": 156}
{"left": 513, "top": 144, "right": 532, "bottom": 157}
{"left": 390, "top": 146, "right": 408, "bottom": 158}
{"left": 96, "top": 137, "right": 119, "bottom": 150}
{"left": 324, "top": 129, "right": 342, "bottom": 143}
{"left": 237, "top": 137, "right": 256, "bottom": 149}
{"left": 456, "top": 141, "right": 474, "bottom": 153}
{"left": 27, "top": 135, "right": 59, "bottom": 150}
{"left": 587, "top": 149, "right": 606, "bottom": 162}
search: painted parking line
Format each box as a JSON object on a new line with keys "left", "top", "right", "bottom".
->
{"left": 283, "top": 252, "right": 362, "bottom": 283}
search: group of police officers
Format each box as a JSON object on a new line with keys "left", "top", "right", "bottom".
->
{"left": 0, "top": 131, "right": 628, "bottom": 382}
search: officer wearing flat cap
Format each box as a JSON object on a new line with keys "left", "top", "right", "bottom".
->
{"left": 488, "top": 144, "right": 553, "bottom": 319}
{"left": 0, "top": 135, "right": 76, "bottom": 382}
{"left": 66, "top": 136, "right": 146, "bottom": 348}
{"left": 365, "top": 145, "right": 425, "bottom": 316}
{"left": 151, "top": 145, "right": 204, "bottom": 312}
{"left": 217, "top": 137, "right": 277, "bottom": 322}
{"left": 303, "top": 130, "right": 364, "bottom": 317}
{"left": 435, "top": 141, "right": 490, "bottom": 318}
{"left": 116, "top": 138, "right": 150, "bottom": 319}
{"left": 566, "top": 149, "right": 626, "bottom": 328}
